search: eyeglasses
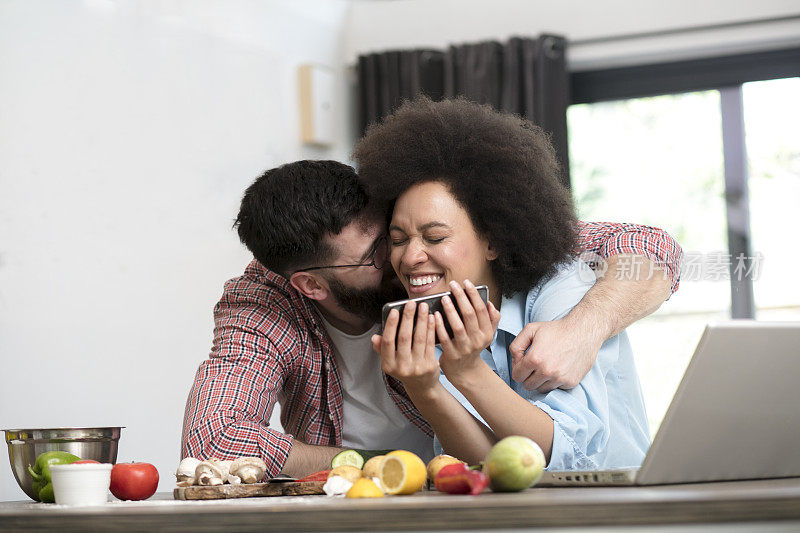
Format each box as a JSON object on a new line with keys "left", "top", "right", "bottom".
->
{"left": 300, "top": 235, "right": 389, "bottom": 272}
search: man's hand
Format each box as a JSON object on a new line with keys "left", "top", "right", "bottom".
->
{"left": 510, "top": 317, "right": 604, "bottom": 393}
{"left": 510, "top": 254, "right": 672, "bottom": 393}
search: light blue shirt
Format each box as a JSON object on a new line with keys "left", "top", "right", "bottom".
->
{"left": 434, "top": 259, "right": 651, "bottom": 470}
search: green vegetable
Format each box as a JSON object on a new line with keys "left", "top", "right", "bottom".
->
{"left": 27, "top": 451, "right": 81, "bottom": 502}
{"left": 331, "top": 449, "right": 393, "bottom": 469}
{"left": 331, "top": 450, "right": 365, "bottom": 468}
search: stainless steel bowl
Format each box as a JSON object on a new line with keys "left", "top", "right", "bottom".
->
{"left": 3, "top": 427, "right": 123, "bottom": 501}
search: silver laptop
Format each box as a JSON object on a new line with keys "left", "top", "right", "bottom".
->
{"left": 539, "top": 321, "right": 800, "bottom": 486}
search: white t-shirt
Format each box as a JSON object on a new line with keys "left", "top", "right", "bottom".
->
{"left": 320, "top": 318, "right": 434, "bottom": 463}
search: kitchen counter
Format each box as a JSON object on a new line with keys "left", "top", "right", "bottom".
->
{"left": 1, "top": 478, "right": 799, "bottom": 532}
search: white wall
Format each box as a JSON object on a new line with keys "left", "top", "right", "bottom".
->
{"left": 344, "top": 0, "right": 800, "bottom": 70}
{"left": 0, "top": 0, "right": 351, "bottom": 501}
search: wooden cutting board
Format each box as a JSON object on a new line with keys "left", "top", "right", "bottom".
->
{"left": 173, "top": 481, "right": 326, "bottom": 500}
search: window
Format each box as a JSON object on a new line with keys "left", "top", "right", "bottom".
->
{"left": 743, "top": 77, "right": 800, "bottom": 321}
{"left": 568, "top": 76, "right": 800, "bottom": 433}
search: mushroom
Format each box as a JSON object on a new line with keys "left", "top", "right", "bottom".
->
{"left": 195, "top": 458, "right": 227, "bottom": 486}
{"left": 219, "top": 460, "right": 241, "bottom": 484}
{"left": 229, "top": 457, "right": 267, "bottom": 484}
{"left": 175, "top": 457, "right": 202, "bottom": 487}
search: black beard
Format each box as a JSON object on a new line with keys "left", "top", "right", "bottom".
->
{"left": 325, "top": 276, "right": 385, "bottom": 323}
{"left": 325, "top": 270, "right": 409, "bottom": 323}
{"left": 380, "top": 267, "right": 410, "bottom": 303}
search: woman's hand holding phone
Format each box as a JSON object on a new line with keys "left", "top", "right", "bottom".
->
{"left": 435, "top": 280, "right": 501, "bottom": 385}
{"left": 371, "top": 300, "right": 441, "bottom": 395}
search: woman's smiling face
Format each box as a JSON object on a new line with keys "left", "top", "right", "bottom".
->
{"left": 389, "top": 181, "right": 498, "bottom": 299}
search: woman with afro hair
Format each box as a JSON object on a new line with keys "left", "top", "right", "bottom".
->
{"left": 354, "top": 97, "right": 650, "bottom": 470}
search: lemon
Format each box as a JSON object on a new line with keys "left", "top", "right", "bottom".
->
{"left": 426, "top": 454, "right": 465, "bottom": 481}
{"left": 362, "top": 455, "right": 385, "bottom": 479}
{"left": 329, "top": 465, "right": 363, "bottom": 484}
{"left": 345, "top": 478, "right": 384, "bottom": 498}
{"left": 378, "top": 450, "right": 427, "bottom": 495}
{"left": 482, "top": 436, "right": 546, "bottom": 492}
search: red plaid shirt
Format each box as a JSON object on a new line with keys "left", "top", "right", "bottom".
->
{"left": 181, "top": 221, "right": 682, "bottom": 475}
{"left": 577, "top": 221, "right": 683, "bottom": 295}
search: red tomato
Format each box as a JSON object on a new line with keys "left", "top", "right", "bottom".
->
{"left": 110, "top": 462, "right": 159, "bottom": 501}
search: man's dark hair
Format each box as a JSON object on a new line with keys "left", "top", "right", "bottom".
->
{"left": 353, "top": 97, "right": 577, "bottom": 297}
{"left": 234, "top": 160, "right": 368, "bottom": 276}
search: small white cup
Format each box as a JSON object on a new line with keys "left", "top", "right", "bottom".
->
{"left": 50, "top": 463, "right": 112, "bottom": 506}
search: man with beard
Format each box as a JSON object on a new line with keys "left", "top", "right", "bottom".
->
{"left": 181, "top": 160, "right": 431, "bottom": 476}
{"left": 181, "top": 160, "right": 682, "bottom": 476}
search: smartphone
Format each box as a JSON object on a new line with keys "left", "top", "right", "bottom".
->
{"left": 380, "top": 285, "right": 489, "bottom": 345}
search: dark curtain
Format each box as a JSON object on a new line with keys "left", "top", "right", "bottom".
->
{"left": 356, "top": 35, "right": 571, "bottom": 188}
{"left": 357, "top": 50, "right": 445, "bottom": 135}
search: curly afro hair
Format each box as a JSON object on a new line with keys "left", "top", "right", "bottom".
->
{"left": 353, "top": 97, "right": 577, "bottom": 297}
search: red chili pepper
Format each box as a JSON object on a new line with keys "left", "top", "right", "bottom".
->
{"left": 297, "top": 469, "right": 332, "bottom": 482}
{"left": 434, "top": 463, "right": 489, "bottom": 495}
